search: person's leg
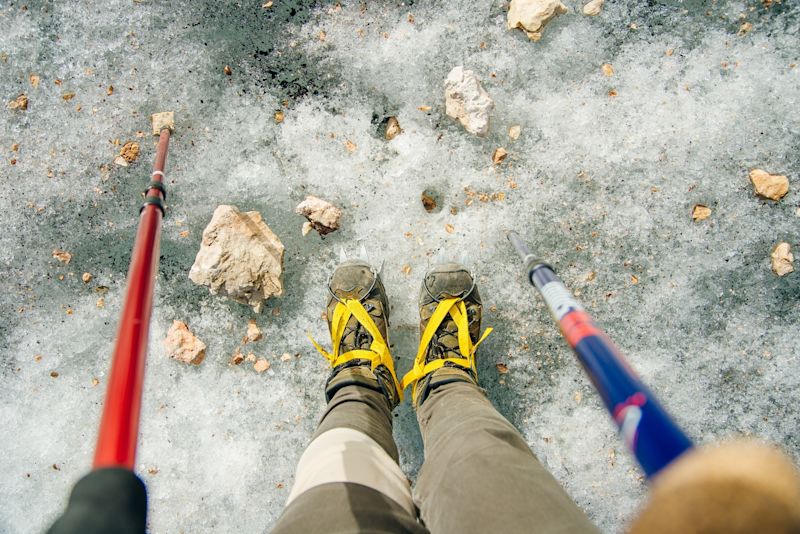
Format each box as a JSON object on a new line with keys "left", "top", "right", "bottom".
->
{"left": 404, "top": 264, "right": 598, "bottom": 533}
{"left": 272, "top": 261, "right": 427, "bottom": 534}
{"left": 415, "top": 373, "right": 599, "bottom": 533}
{"left": 273, "top": 384, "right": 424, "bottom": 533}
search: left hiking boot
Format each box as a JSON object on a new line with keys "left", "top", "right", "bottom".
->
{"left": 400, "top": 263, "right": 492, "bottom": 407}
{"left": 310, "top": 260, "right": 402, "bottom": 408}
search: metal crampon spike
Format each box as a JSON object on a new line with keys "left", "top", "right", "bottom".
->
{"left": 358, "top": 244, "right": 370, "bottom": 264}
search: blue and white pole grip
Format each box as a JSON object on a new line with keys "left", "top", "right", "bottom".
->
{"left": 507, "top": 232, "right": 692, "bottom": 478}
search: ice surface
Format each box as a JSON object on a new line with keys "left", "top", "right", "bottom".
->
{"left": 1, "top": 0, "right": 799, "bottom": 532}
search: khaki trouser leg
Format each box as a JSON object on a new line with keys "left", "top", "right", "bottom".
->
{"left": 414, "top": 378, "right": 599, "bottom": 534}
{"left": 272, "top": 385, "right": 428, "bottom": 534}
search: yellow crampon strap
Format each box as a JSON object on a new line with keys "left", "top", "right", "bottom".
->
{"left": 400, "top": 297, "right": 492, "bottom": 404}
{"left": 308, "top": 298, "right": 403, "bottom": 401}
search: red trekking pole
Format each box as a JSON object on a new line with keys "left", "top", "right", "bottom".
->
{"left": 94, "top": 115, "right": 173, "bottom": 469}
{"left": 47, "top": 113, "right": 174, "bottom": 534}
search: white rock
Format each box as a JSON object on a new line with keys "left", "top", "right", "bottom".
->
{"left": 295, "top": 196, "right": 342, "bottom": 235}
{"left": 507, "top": 0, "right": 568, "bottom": 42}
{"left": 771, "top": 242, "right": 794, "bottom": 277}
{"left": 189, "top": 205, "right": 285, "bottom": 313}
{"left": 164, "top": 320, "right": 206, "bottom": 365}
{"left": 583, "top": 0, "right": 604, "bottom": 16}
{"left": 444, "top": 66, "right": 494, "bottom": 137}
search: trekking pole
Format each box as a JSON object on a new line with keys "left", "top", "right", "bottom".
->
{"left": 507, "top": 231, "right": 693, "bottom": 478}
{"left": 47, "top": 113, "right": 175, "bottom": 534}
{"left": 94, "top": 113, "right": 174, "bottom": 469}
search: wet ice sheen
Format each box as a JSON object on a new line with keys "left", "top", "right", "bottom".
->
{"left": 1, "top": 1, "right": 798, "bottom": 533}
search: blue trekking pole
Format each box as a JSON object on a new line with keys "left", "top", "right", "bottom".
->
{"left": 507, "top": 232, "right": 692, "bottom": 478}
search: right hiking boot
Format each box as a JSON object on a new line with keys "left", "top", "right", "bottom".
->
{"left": 400, "top": 263, "right": 492, "bottom": 407}
{"left": 310, "top": 260, "right": 402, "bottom": 408}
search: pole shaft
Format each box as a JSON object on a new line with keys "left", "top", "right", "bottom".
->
{"left": 93, "top": 130, "right": 170, "bottom": 470}
{"left": 509, "top": 233, "right": 692, "bottom": 478}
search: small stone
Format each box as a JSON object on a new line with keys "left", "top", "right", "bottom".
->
{"left": 692, "top": 204, "right": 712, "bottom": 221}
{"left": 492, "top": 147, "right": 508, "bottom": 165}
{"left": 61, "top": 92, "right": 75, "bottom": 101}
{"left": 151, "top": 111, "right": 175, "bottom": 135}
{"left": 344, "top": 139, "right": 357, "bottom": 153}
{"left": 179, "top": 230, "right": 189, "bottom": 238}
{"left": 385, "top": 117, "right": 402, "bottom": 140}
{"left": 295, "top": 196, "right": 342, "bottom": 235}
{"left": 444, "top": 66, "right": 494, "bottom": 137}
{"left": 163, "top": 320, "right": 206, "bottom": 365}
{"left": 8, "top": 93, "right": 28, "bottom": 110}
{"left": 274, "top": 110, "right": 285, "bottom": 123}
{"left": 113, "top": 156, "right": 128, "bottom": 167}
{"left": 254, "top": 358, "right": 270, "bottom": 373}
{"left": 601, "top": 63, "right": 614, "bottom": 77}
{"left": 445, "top": 223, "right": 455, "bottom": 234}
{"left": 421, "top": 191, "right": 438, "bottom": 212}
{"left": 507, "top": 0, "right": 568, "bottom": 42}
{"left": 301, "top": 221, "right": 313, "bottom": 236}
{"left": 148, "top": 467, "right": 159, "bottom": 475}
{"left": 91, "top": 378, "right": 99, "bottom": 387}
{"left": 771, "top": 242, "right": 794, "bottom": 277}
{"left": 401, "top": 264, "right": 412, "bottom": 275}
{"left": 608, "top": 89, "right": 618, "bottom": 97}
{"left": 262, "top": 1, "right": 273, "bottom": 7}
{"left": 230, "top": 349, "right": 245, "bottom": 365}
{"left": 119, "top": 142, "right": 140, "bottom": 163}
{"left": 574, "top": 390, "right": 583, "bottom": 403}
{"left": 245, "top": 319, "right": 262, "bottom": 342}
{"left": 224, "top": 65, "right": 232, "bottom": 76}
{"left": 189, "top": 205, "right": 285, "bottom": 312}
{"left": 417, "top": 105, "right": 432, "bottom": 112}
{"left": 96, "top": 297, "right": 105, "bottom": 309}
{"left": 34, "top": 354, "right": 42, "bottom": 362}
{"left": 82, "top": 272, "right": 93, "bottom": 283}
{"left": 52, "top": 249, "right": 72, "bottom": 264}
{"left": 582, "top": 0, "right": 604, "bottom": 16}
{"left": 738, "top": 22, "right": 753, "bottom": 36}
{"left": 50, "top": 371, "right": 59, "bottom": 378}
{"left": 280, "top": 353, "right": 293, "bottom": 362}
{"left": 749, "top": 169, "right": 789, "bottom": 201}
{"left": 630, "top": 275, "right": 639, "bottom": 285}
{"left": 245, "top": 352, "right": 257, "bottom": 363}
{"left": 508, "top": 125, "right": 521, "bottom": 140}
{"left": 496, "top": 363, "right": 509, "bottom": 374}
{"left": 29, "top": 74, "right": 40, "bottom": 87}
{"left": 107, "top": 85, "right": 113, "bottom": 96}
{"left": 11, "top": 143, "right": 19, "bottom": 152}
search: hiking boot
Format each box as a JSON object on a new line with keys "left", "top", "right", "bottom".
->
{"left": 400, "top": 263, "right": 491, "bottom": 407}
{"left": 313, "top": 260, "right": 402, "bottom": 408}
